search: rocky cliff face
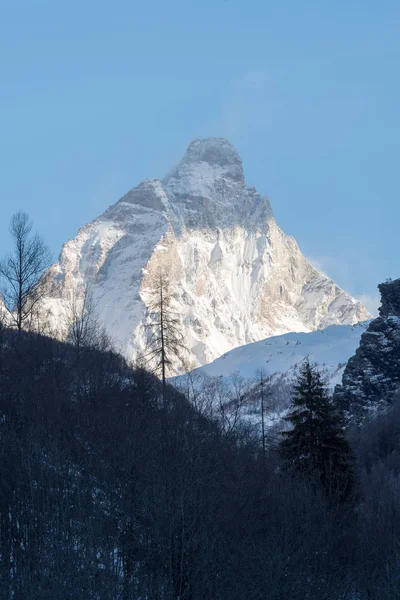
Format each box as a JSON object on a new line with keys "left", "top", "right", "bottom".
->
{"left": 44, "top": 138, "right": 370, "bottom": 369}
{"left": 334, "top": 279, "right": 400, "bottom": 424}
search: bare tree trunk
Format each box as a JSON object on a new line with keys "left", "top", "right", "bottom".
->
{"left": 144, "top": 271, "right": 186, "bottom": 405}
{"left": 159, "top": 277, "right": 167, "bottom": 406}
{"left": 260, "top": 370, "right": 266, "bottom": 473}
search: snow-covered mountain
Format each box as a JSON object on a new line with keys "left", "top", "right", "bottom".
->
{"left": 173, "top": 322, "right": 369, "bottom": 436}
{"left": 177, "top": 322, "right": 369, "bottom": 391}
{"left": 44, "top": 138, "right": 370, "bottom": 368}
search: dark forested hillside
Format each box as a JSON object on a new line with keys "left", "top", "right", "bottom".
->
{"left": 0, "top": 328, "right": 399, "bottom": 599}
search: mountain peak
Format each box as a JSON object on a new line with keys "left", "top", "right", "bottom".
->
{"left": 184, "top": 138, "right": 242, "bottom": 169}
{"left": 165, "top": 138, "right": 244, "bottom": 186}
{"left": 44, "top": 138, "right": 370, "bottom": 370}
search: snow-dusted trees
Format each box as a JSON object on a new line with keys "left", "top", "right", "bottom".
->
{"left": 0, "top": 211, "right": 51, "bottom": 331}
{"left": 280, "top": 360, "right": 354, "bottom": 501}
{"left": 144, "top": 272, "right": 186, "bottom": 403}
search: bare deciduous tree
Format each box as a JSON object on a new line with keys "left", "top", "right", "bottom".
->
{"left": 211, "top": 371, "right": 250, "bottom": 436}
{"left": 65, "top": 285, "right": 111, "bottom": 354}
{"left": 0, "top": 211, "right": 51, "bottom": 331}
{"left": 174, "top": 370, "right": 215, "bottom": 419}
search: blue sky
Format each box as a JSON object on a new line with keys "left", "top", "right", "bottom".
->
{"left": 1, "top": 0, "right": 399, "bottom": 314}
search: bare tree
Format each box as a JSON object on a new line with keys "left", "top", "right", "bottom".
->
{"left": 0, "top": 211, "right": 51, "bottom": 331}
{"left": 0, "top": 298, "right": 6, "bottom": 347}
{"left": 174, "top": 370, "right": 216, "bottom": 419}
{"left": 255, "top": 368, "right": 268, "bottom": 472}
{"left": 212, "top": 372, "right": 250, "bottom": 436}
{"left": 144, "top": 272, "right": 186, "bottom": 404}
{"left": 65, "top": 285, "right": 111, "bottom": 354}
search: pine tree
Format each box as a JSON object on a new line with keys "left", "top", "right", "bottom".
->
{"left": 279, "top": 359, "right": 354, "bottom": 501}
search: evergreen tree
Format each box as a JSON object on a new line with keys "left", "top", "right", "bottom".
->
{"left": 279, "top": 359, "right": 354, "bottom": 501}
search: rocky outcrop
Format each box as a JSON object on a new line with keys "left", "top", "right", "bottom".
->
{"left": 43, "top": 138, "right": 370, "bottom": 369}
{"left": 334, "top": 279, "right": 400, "bottom": 424}
{"left": 378, "top": 279, "right": 400, "bottom": 318}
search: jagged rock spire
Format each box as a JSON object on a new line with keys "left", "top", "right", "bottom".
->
{"left": 335, "top": 278, "right": 400, "bottom": 424}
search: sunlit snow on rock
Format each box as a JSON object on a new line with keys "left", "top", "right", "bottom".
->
{"left": 43, "top": 138, "right": 371, "bottom": 368}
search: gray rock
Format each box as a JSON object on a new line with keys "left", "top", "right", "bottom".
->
{"left": 334, "top": 278, "right": 400, "bottom": 425}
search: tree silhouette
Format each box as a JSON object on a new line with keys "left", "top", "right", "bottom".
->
{"left": 144, "top": 272, "right": 186, "bottom": 404}
{"left": 0, "top": 211, "right": 51, "bottom": 331}
{"left": 280, "top": 359, "right": 354, "bottom": 501}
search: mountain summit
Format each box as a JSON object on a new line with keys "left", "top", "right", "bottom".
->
{"left": 44, "top": 138, "right": 370, "bottom": 368}
{"left": 169, "top": 138, "right": 244, "bottom": 175}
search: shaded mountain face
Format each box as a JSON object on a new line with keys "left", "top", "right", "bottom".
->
{"left": 44, "top": 138, "right": 370, "bottom": 368}
{"left": 179, "top": 322, "right": 369, "bottom": 391}
{"left": 177, "top": 321, "right": 369, "bottom": 402}
{"left": 334, "top": 279, "right": 400, "bottom": 424}
{"left": 173, "top": 323, "right": 370, "bottom": 437}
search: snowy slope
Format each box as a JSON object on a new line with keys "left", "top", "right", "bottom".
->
{"left": 177, "top": 322, "right": 369, "bottom": 391}
{"left": 43, "top": 138, "right": 370, "bottom": 368}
